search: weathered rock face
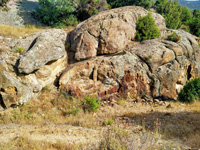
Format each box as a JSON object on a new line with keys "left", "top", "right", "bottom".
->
{"left": 69, "top": 6, "right": 166, "bottom": 60}
{"left": 0, "top": 29, "right": 67, "bottom": 109}
{"left": 18, "top": 29, "right": 67, "bottom": 74}
{"left": 1, "top": 6, "right": 200, "bottom": 109}
{"left": 60, "top": 27, "right": 200, "bottom": 100}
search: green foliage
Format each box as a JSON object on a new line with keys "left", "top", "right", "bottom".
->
{"left": 187, "top": 9, "right": 200, "bottom": 37}
{"left": 178, "top": 78, "right": 200, "bottom": 103}
{"left": 35, "top": 0, "right": 107, "bottom": 27}
{"left": 155, "top": 0, "right": 182, "bottom": 29}
{"left": 107, "top": 0, "right": 154, "bottom": 9}
{"left": 83, "top": 95, "right": 100, "bottom": 112}
{"left": 193, "top": 9, "right": 200, "bottom": 18}
{"left": 135, "top": 13, "right": 160, "bottom": 41}
{"left": 15, "top": 46, "right": 24, "bottom": 53}
{"left": 189, "top": 17, "right": 200, "bottom": 37}
{"left": 103, "top": 119, "right": 114, "bottom": 126}
{"left": 0, "top": 0, "right": 9, "bottom": 7}
{"left": 35, "top": 0, "right": 77, "bottom": 27}
{"left": 167, "top": 32, "right": 181, "bottom": 42}
{"left": 180, "top": 6, "right": 192, "bottom": 25}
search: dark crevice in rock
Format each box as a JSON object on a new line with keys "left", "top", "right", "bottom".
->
{"left": 89, "top": 69, "right": 94, "bottom": 80}
{"left": 187, "top": 64, "right": 192, "bottom": 80}
{"left": 135, "top": 54, "right": 152, "bottom": 73}
{"left": 14, "top": 59, "right": 20, "bottom": 76}
{"left": 87, "top": 31, "right": 98, "bottom": 39}
{"left": 0, "top": 93, "right": 6, "bottom": 109}
{"left": 0, "top": 88, "right": 5, "bottom": 92}
{"left": 27, "top": 37, "right": 37, "bottom": 52}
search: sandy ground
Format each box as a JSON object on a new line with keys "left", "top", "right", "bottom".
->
{"left": 0, "top": 0, "right": 40, "bottom": 26}
{"left": 0, "top": 123, "right": 102, "bottom": 146}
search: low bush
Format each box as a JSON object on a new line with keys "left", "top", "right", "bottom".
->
{"left": 103, "top": 119, "right": 114, "bottom": 126}
{"left": 83, "top": 95, "right": 100, "bottom": 112}
{"left": 178, "top": 78, "right": 200, "bottom": 103}
{"left": 15, "top": 46, "right": 24, "bottom": 53}
{"left": 35, "top": 0, "right": 109, "bottom": 27}
{"left": 167, "top": 32, "right": 181, "bottom": 42}
{"left": 135, "top": 13, "right": 160, "bottom": 41}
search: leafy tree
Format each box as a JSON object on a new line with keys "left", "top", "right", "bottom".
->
{"left": 107, "top": 0, "right": 154, "bottom": 10}
{"left": 180, "top": 6, "right": 192, "bottom": 25}
{"left": 135, "top": 13, "right": 160, "bottom": 41}
{"left": 155, "top": 0, "right": 182, "bottom": 29}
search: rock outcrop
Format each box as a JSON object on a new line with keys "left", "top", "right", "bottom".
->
{"left": 60, "top": 29, "right": 200, "bottom": 100}
{"left": 0, "top": 29, "right": 67, "bottom": 109}
{"left": 60, "top": 7, "right": 200, "bottom": 100}
{"left": 1, "top": 6, "right": 200, "bottom": 109}
{"left": 18, "top": 29, "right": 67, "bottom": 74}
{"left": 69, "top": 6, "right": 166, "bottom": 60}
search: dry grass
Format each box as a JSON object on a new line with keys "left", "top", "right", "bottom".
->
{"left": 0, "top": 87, "right": 200, "bottom": 149}
{"left": 0, "top": 24, "right": 43, "bottom": 38}
{"left": 0, "top": 135, "right": 81, "bottom": 150}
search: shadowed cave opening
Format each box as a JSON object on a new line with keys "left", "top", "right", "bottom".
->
{"left": 0, "top": 93, "right": 6, "bottom": 109}
{"left": 187, "top": 64, "right": 192, "bottom": 80}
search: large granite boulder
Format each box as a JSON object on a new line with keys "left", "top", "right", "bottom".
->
{"left": 1, "top": 6, "right": 200, "bottom": 110}
{"left": 60, "top": 28, "right": 200, "bottom": 100}
{"left": 0, "top": 29, "right": 68, "bottom": 109}
{"left": 69, "top": 6, "right": 166, "bottom": 60}
{"left": 18, "top": 29, "right": 67, "bottom": 74}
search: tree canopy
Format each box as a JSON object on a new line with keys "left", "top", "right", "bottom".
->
{"left": 135, "top": 13, "right": 160, "bottom": 41}
{"left": 107, "top": 0, "right": 154, "bottom": 10}
{"left": 155, "top": 0, "right": 182, "bottom": 29}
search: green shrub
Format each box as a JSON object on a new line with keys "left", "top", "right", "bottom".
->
{"left": 35, "top": 0, "right": 106, "bottom": 27}
{"left": 83, "top": 95, "right": 100, "bottom": 112}
{"left": 167, "top": 32, "right": 181, "bottom": 42}
{"left": 178, "top": 78, "right": 200, "bottom": 103}
{"left": 15, "top": 46, "right": 24, "bottom": 53}
{"left": 103, "top": 119, "right": 114, "bottom": 126}
{"left": 135, "top": 13, "right": 160, "bottom": 41}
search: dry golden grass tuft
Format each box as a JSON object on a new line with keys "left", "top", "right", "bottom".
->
{"left": 0, "top": 135, "right": 80, "bottom": 150}
{"left": 0, "top": 24, "right": 43, "bottom": 38}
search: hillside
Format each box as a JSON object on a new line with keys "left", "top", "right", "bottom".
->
{"left": 178, "top": 0, "right": 200, "bottom": 9}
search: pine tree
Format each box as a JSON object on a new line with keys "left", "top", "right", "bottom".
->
{"left": 155, "top": 0, "right": 182, "bottom": 29}
{"left": 180, "top": 6, "right": 192, "bottom": 25}
{"left": 135, "top": 13, "right": 160, "bottom": 41}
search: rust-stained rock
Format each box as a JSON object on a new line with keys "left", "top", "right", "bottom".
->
{"left": 60, "top": 29, "right": 200, "bottom": 100}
